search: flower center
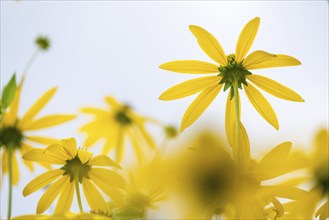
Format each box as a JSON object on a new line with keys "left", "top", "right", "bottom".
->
{"left": 314, "top": 163, "right": 329, "bottom": 195}
{"left": 218, "top": 54, "right": 252, "bottom": 98}
{"left": 127, "top": 192, "right": 151, "bottom": 210}
{"left": 0, "top": 126, "right": 24, "bottom": 149}
{"left": 115, "top": 105, "right": 132, "bottom": 126}
{"left": 61, "top": 156, "right": 91, "bottom": 183}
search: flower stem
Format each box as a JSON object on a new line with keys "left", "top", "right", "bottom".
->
{"left": 74, "top": 172, "right": 83, "bottom": 213}
{"left": 22, "top": 49, "right": 39, "bottom": 77}
{"left": 7, "top": 148, "right": 13, "bottom": 220}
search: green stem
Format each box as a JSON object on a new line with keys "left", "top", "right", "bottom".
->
{"left": 7, "top": 148, "right": 13, "bottom": 220}
{"left": 22, "top": 49, "right": 39, "bottom": 77}
{"left": 233, "top": 82, "right": 241, "bottom": 220}
{"left": 74, "top": 172, "right": 83, "bottom": 213}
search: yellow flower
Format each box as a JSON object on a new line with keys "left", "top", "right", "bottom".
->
{"left": 12, "top": 212, "right": 111, "bottom": 220}
{"left": 282, "top": 129, "right": 328, "bottom": 220}
{"left": 0, "top": 84, "right": 75, "bottom": 184}
{"left": 159, "top": 17, "right": 303, "bottom": 138}
{"left": 80, "top": 96, "right": 156, "bottom": 163}
{"left": 22, "top": 138, "right": 125, "bottom": 214}
{"left": 172, "top": 130, "right": 306, "bottom": 219}
{"left": 113, "top": 158, "right": 167, "bottom": 219}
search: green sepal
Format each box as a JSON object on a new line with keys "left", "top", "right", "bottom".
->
{"left": 223, "top": 82, "right": 231, "bottom": 92}
{"left": 230, "top": 88, "right": 234, "bottom": 100}
{"left": 1, "top": 74, "right": 17, "bottom": 109}
{"left": 238, "top": 83, "right": 242, "bottom": 89}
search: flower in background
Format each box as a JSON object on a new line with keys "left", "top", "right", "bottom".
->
{"left": 159, "top": 17, "right": 303, "bottom": 140}
{"left": 283, "top": 129, "right": 328, "bottom": 220}
{"left": 23, "top": 138, "right": 125, "bottom": 214}
{"left": 12, "top": 212, "right": 111, "bottom": 220}
{"left": 0, "top": 82, "right": 75, "bottom": 184}
{"left": 80, "top": 96, "right": 156, "bottom": 163}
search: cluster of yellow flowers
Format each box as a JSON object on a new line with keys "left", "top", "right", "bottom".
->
{"left": 1, "top": 17, "right": 328, "bottom": 220}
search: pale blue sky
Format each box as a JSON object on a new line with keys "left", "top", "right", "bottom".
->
{"left": 1, "top": 1, "right": 328, "bottom": 217}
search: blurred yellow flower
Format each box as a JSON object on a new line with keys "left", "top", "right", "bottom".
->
{"left": 12, "top": 212, "right": 111, "bottom": 220}
{"left": 0, "top": 84, "right": 75, "bottom": 184}
{"left": 80, "top": 96, "right": 156, "bottom": 163}
{"left": 159, "top": 17, "right": 303, "bottom": 137}
{"left": 283, "top": 129, "right": 328, "bottom": 220}
{"left": 23, "top": 138, "right": 125, "bottom": 214}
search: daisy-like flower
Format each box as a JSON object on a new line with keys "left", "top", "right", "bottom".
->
{"left": 0, "top": 83, "right": 75, "bottom": 185}
{"left": 22, "top": 138, "right": 125, "bottom": 214}
{"left": 80, "top": 96, "right": 156, "bottom": 163}
{"left": 159, "top": 17, "right": 303, "bottom": 139}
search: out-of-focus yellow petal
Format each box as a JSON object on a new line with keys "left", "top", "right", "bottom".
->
{"left": 244, "top": 84, "right": 279, "bottom": 130}
{"left": 19, "top": 87, "right": 57, "bottom": 126}
{"left": 20, "top": 114, "right": 76, "bottom": 131}
{"left": 6, "top": 84, "right": 22, "bottom": 125}
{"left": 105, "top": 96, "right": 120, "bottom": 108}
{"left": 2, "top": 150, "right": 8, "bottom": 173}
{"left": 247, "top": 75, "right": 304, "bottom": 102}
{"left": 159, "top": 60, "right": 219, "bottom": 74}
{"left": 23, "top": 169, "right": 64, "bottom": 196}
{"left": 225, "top": 94, "right": 240, "bottom": 148}
{"left": 12, "top": 153, "right": 19, "bottom": 185}
{"left": 82, "top": 178, "right": 108, "bottom": 212}
{"left": 259, "top": 185, "right": 306, "bottom": 200}
{"left": 255, "top": 142, "right": 292, "bottom": 180}
{"left": 37, "top": 176, "right": 68, "bottom": 214}
{"left": 243, "top": 50, "right": 275, "bottom": 69}
{"left": 80, "top": 107, "right": 108, "bottom": 116}
{"left": 89, "top": 172, "right": 125, "bottom": 205}
{"left": 136, "top": 123, "right": 156, "bottom": 150}
{"left": 88, "top": 155, "right": 121, "bottom": 169}
{"left": 189, "top": 25, "right": 227, "bottom": 65}
{"left": 181, "top": 83, "right": 222, "bottom": 132}
{"left": 77, "top": 149, "right": 93, "bottom": 164}
{"left": 54, "top": 181, "right": 74, "bottom": 215}
{"left": 313, "top": 129, "right": 328, "bottom": 162}
{"left": 26, "top": 136, "right": 59, "bottom": 145}
{"left": 115, "top": 127, "right": 125, "bottom": 163}
{"left": 128, "top": 128, "right": 143, "bottom": 164}
{"left": 159, "top": 76, "right": 220, "bottom": 100}
{"left": 272, "top": 198, "right": 284, "bottom": 218}
{"left": 236, "top": 17, "right": 260, "bottom": 62}
{"left": 61, "top": 138, "right": 77, "bottom": 159}
{"left": 235, "top": 122, "right": 250, "bottom": 169}
{"left": 246, "top": 54, "right": 301, "bottom": 70}
{"left": 316, "top": 201, "right": 329, "bottom": 220}
{"left": 90, "top": 168, "right": 125, "bottom": 189}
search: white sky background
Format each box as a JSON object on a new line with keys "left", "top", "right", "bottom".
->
{"left": 0, "top": 0, "right": 328, "bottom": 217}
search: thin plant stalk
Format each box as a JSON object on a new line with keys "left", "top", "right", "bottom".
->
{"left": 74, "top": 170, "right": 84, "bottom": 213}
{"left": 7, "top": 147, "right": 13, "bottom": 220}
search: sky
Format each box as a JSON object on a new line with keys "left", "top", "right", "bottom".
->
{"left": 1, "top": 0, "right": 328, "bottom": 217}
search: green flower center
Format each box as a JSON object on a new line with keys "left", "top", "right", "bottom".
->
{"left": 218, "top": 54, "right": 252, "bottom": 98}
{"left": 115, "top": 105, "right": 132, "bottom": 126}
{"left": 314, "top": 163, "right": 329, "bottom": 195}
{"left": 0, "top": 126, "right": 24, "bottom": 149}
{"left": 61, "top": 156, "right": 91, "bottom": 183}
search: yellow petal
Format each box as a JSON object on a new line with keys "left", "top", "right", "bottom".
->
{"left": 23, "top": 169, "right": 64, "bottom": 196}
{"left": 135, "top": 123, "right": 156, "bottom": 150}
{"left": 159, "top": 76, "right": 220, "bottom": 100}
{"left": 88, "top": 155, "right": 121, "bottom": 169}
{"left": 105, "top": 96, "right": 120, "bottom": 107}
{"left": 80, "top": 107, "right": 108, "bottom": 116}
{"left": 90, "top": 168, "right": 125, "bottom": 189}
{"left": 37, "top": 176, "right": 68, "bottom": 214}
{"left": 20, "top": 114, "right": 76, "bottom": 131}
{"left": 189, "top": 25, "right": 227, "bottom": 65}
{"left": 82, "top": 178, "right": 108, "bottom": 211}
{"left": 243, "top": 50, "right": 276, "bottom": 69}
{"left": 316, "top": 201, "right": 329, "bottom": 220}
{"left": 19, "top": 87, "right": 57, "bottom": 126}
{"left": 246, "top": 54, "right": 301, "bottom": 70}
{"left": 259, "top": 185, "right": 306, "bottom": 200}
{"left": 89, "top": 171, "right": 125, "bottom": 205}
{"left": 247, "top": 75, "right": 304, "bottom": 102}
{"left": 20, "top": 143, "right": 35, "bottom": 172}
{"left": 54, "top": 182, "right": 74, "bottom": 215}
{"left": 272, "top": 198, "right": 284, "bottom": 218}
{"left": 61, "top": 138, "right": 78, "bottom": 159}
{"left": 181, "top": 83, "right": 222, "bottom": 132}
{"left": 23, "top": 148, "right": 65, "bottom": 164}
{"left": 236, "top": 17, "right": 260, "bottom": 62}
{"left": 115, "top": 127, "right": 125, "bottom": 163}
{"left": 44, "top": 143, "right": 71, "bottom": 162}
{"left": 6, "top": 84, "right": 22, "bottom": 125}
{"left": 77, "top": 149, "right": 93, "bottom": 164}
{"left": 12, "top": 153, "right": 20, "bottom": 185}
{"left": 256, "top": 142, "right": 292, "bottom": 180}
{"left": 244, "top": 83, "right": 279, "bottom": 130}
{"left": 25, "top": 136, "right": 59, "bottom": 145}
{"left": 127, "top": 128, "right": 143, "bottom": 163}
{"left": 225, "top": 94, "right": 240, "bottom": 148}
{"left": 159, "top": 60, "right": 219, "bottom": 74}
{"left": 235, "top": 122, "right": 250, "bottom": 168}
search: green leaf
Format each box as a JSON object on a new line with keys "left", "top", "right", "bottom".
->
{"left": 1, "top": 74, "right": 17, "bottom": 109}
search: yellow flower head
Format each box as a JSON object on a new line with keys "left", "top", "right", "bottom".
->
{"left": 159, "top": 17, "right": 303, "bottom": 139}
{"left": 80, "top": 96, "right": 156, "bottom": 163}
{"left": 0, "top": 83, "right": 75, "bottom": 184}
{"left": 23, "top": 138, "right": 125, "bottom": 215}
